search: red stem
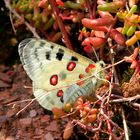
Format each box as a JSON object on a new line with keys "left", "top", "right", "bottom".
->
{"left": 100, "top": 16, "right": 117, "bottom": 60}
{"left": 48, "top": 0, "right": 73, "bottom": 50}
{"left": 85, "top": 0, "right": 93, "bottom": 19}
{"left": 92, "top": 0, "right": 97, "bottom": 19}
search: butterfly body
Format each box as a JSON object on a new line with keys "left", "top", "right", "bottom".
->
{"left": 19, "top": 38, "right": 104, "bottom": 110}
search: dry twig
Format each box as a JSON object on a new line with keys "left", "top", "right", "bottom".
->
{"left": 4, "top": 0, "right": 40, "bottom": 39}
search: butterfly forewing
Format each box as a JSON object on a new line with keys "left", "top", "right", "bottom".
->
{"left": 19, "top": 38, "right": 98, "bottom": 90}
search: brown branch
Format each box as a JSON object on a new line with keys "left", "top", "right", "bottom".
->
{"left": 85, "top": 0, "right": 93, "bottom": 19}
{"left": 16, "top": 99, "right": 35, "bottom": 116}
{"left": 130, "top": 102, "right": 140, "bottom": 109}
{"left": 92, "top": 0, "right": 97, "bottom": 19}
{"left": 122, "top": 108, "right": 130, "bottom": 140}
{"left": 72, "top": 119, "right": 102, "bottom": 132}
{"left": 48, "top": 0, "right": 73, "bottom": 50}
{"left": 9, "top": 11, "right": 16, "bottom": 34}
{"left": 100, "top": 97, "right": 124, "bottom": 132}
{"left": 111, "top": 95, "right": 140, "bottom": 103}
{"left": 4, "top": 0, "right": 40, "bottom": 39}
{"left": 6, "top": 98, "right": 34, "bottom": 106}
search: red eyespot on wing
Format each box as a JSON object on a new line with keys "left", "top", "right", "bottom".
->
{"left": 67, "top": 62, "right": 76, "bottom": 71}
{"left": 79, "top": 74, "right": 84, "bottom": 79}
{"left": 57, "top": 90, "right": 63, "bottom": 97}
{"left": 50, "top": 75, "right": 58, "bottom": 86}
{"left": 85, "top": 64, "right": 95, "bottom": 73}
{"left": 88, "top": 64, "right": 95, "bottom": 69}
{"left": 77, "top": 81, "right": 84, "bottom": 86}
{"left": 85, "top": 67, "right": 90, "bottom": 73}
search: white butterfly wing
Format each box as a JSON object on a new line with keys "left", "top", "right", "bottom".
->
{"left": 19, "top": 38, "right": 104, "bottom": 110}
{"left": 33, "top": 79, "right": 96, "bottom": 110}
{"left": 19, "top": 38, "right": 98, "bottom": 90}
{"left": 33, "top": 84, "right": 66, "bottom": 110}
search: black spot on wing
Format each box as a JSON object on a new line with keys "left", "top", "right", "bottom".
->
{"left": 71, "top": 56, "right": 78, "bottom": 61}
{"left": 60, "top": 95, "right": 64, "bottom": 103}
{"left": 56, "top": 53, "right": 63, "bottom": 61}
{"left": 50, "top": 45, "right": 54, "bottom": 49}
{"left": 34, "top": 48, "right": 39, "bottom": 61}
{"left": 46, "top": 51, "right": 51, "bottom": 60}
{"left": 56, "top": 48, "right": 64, "bottom": 61}
{"left": 40, "top": 41, "right": 46, "bottom": 47}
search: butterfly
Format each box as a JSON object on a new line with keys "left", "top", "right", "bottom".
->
{"left": 18, "top": 38, "right": 105, "bottom": 110}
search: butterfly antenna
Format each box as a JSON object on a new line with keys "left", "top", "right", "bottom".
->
{"left": 91, "top": 45, "right": 99, "bottom": 62}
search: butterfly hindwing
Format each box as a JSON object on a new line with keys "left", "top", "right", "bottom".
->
{"left": 33, "top": 79, "right": 95, "bottom": 110}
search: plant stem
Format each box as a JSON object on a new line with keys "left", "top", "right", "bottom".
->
{"left": 122, "top": 108, "right": 130, "bottom": 140}
{"left": 85, "top": 0, "right": 93, "bottom": 19}
{"left": 4, "top": 0, "right": 40, "bottom": 39}
{"left": 48, "top": 0, "right": 73, "bottom": 50}
{"left": 92, "top": 0, "right": 97, "bottom": 18}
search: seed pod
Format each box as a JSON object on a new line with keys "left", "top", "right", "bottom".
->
{"left": 29, "top": 0, "right": 34, "bottom": 9}
{"left": 19, "top": 4, "right": 29, "bottom": 13}
{"left": 51, "top": 32, "right": 62, "bottom": 42}
{"left": 56, "top": 0, "right": 64, "bottom": 6}
{"left": 83, "top": 45, "right": 93, "bottom": 53}
{"left": 87, "top": 114, "right": 97, "bottom": 123}
{"left": 74, "top": 97, "right": 84, "bottom": 107}
{"left": 82, "top": 37, "right": 106, "bottom": 50}
{"left": 129, "top": 14, "right": 139, "bottom": 23}
{"left": 97, "top": 0, "right": 106, "bottom": 5}
{"left": 43, "top": 18, "right": 54, "bottom": 30}
{"left": 135, "top": 31, "right": 140, "bottom": 39}
{"left": 41, "top": 9, "right": 48, "bottom": 23}
{"left": 81, "top": 110, "right": 87, "bottom": 118}
{"left": 33, "top": 7, "right": 40, "bottom": 21}
{"left": 98, "top": 10, "right": 113, "bottom": 19}
{"left": 98, "top": 1, "right": 124, "bottom": 13}
{"left": 125, "top": 34, "right": 137, "bottom": 46}
{"left": 52, "top": 107, "right": 66, "bottom": 119}
{"left": 94, "top": 31, "right": 105, "bottom": 38}
{"left": 14, "top": 19, "right": 24, "bottom": 28}
{"left": 110, "top": 29, "right": 125, "bottom": 46}
{"left": 75, "top": 105, "right": 83, "bottom": 111}
{"left": 82, "top": 18, "right": 114, "bottom": 27}
{"left": 127, "top": 25, "right": 136, "bottom": 36}
{"left": 89, "top": 108, "right": 98, "bottom": 114}
{"left": 83, "top": 106, "right": 91, "bottom": 113}
{"left": 64, "top": 1, "right": 81, "bottom": 9}
{"left": 34, "top": 20, "right": 40, "bottom": 28}
{"left": 90, "top": 26, "right": 108, "bottom": 32}
{"left": 38, "top": 0, "right": 45, "bottom": 7}
{"left": 132, "top": 47, "right": 139, "bottom": 59}
{"left": 64, "top": 103, "right": 72, "bottom": 113}
{"left": 81, "top": 117, "right": 88, "bottom": 124}
{"left": 122, "top": 24, "right": 130, "bottom": 35}
{"left": 130, "top": 60, "right": 137, "bottom": 69}
{"left": 63, "top": 121, "right": 73, "bottom": 140}
{"left": 126, "top": 5, "right": 137, "bottom": 17}
{"left": 129, "top": 0, "right": 138, "bottom": 8}
{"left": 82, "top": 18, "right": 108, "bottom": 31}
{"left": 117, "top": 11, "right": 127, "bottom": 21}
{"left": 25, "top": 13, "right": 33, "bottom": 21}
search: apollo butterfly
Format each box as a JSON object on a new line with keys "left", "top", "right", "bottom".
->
{"left": 18, "top": 38, "right": 105, "bottom": 110}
